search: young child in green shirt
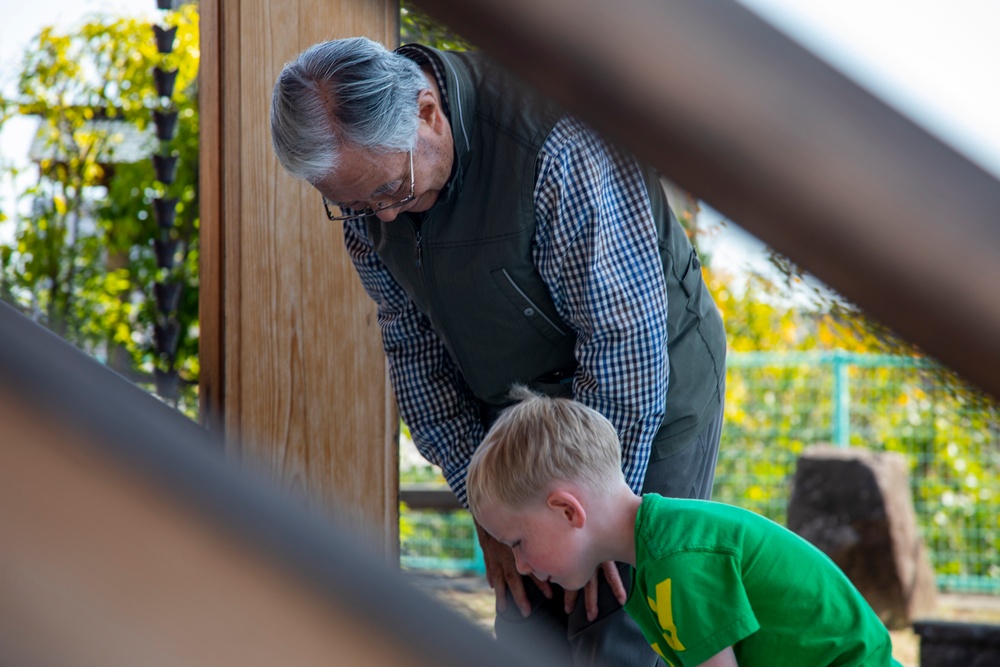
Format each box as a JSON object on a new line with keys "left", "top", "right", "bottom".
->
{"left": 466, "top": 387, "right": 901, "bottom": 667}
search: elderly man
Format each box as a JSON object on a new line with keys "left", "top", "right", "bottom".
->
{"left": 271, "top": 37, "right": 726, "bottom": 667}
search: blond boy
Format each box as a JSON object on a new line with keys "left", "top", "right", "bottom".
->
{"left": 467, "top": 387, "right": 900, "bottom": 667}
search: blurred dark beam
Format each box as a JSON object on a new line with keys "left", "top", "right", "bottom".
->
{"left": 414, "top": 0, "right": 1000, "bottom": 400}
{"left": 0, "top": 299, "right": 556, "bottom": 667}
{"left": 402, "top": 484, "right": 464, "bottom": 510}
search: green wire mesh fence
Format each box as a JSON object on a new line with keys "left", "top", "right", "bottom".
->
{"left": 401, "top": 351, "right": 1000, "bottom": 593}
{"left": 401, "top": 508, "right": 485, "bottom": 574}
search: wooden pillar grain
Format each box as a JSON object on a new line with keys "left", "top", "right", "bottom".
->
{"left": 200, "top": 0, "right": 400, "bottom": 559}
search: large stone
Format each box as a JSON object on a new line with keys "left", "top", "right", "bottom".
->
{"left": 787, "top": 444, "right": 937, "bottom": 629}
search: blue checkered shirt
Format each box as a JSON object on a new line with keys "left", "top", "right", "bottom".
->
{"left": 344, "top": 115, "right": 669, "bottom": 507}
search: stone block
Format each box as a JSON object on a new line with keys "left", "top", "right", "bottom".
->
{"left": 787, "top": 444, "right": 937, "bottom": 629}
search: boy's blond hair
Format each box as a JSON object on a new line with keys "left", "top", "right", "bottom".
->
{"left": 467, "top": 385, "right": 624, "bottom": 517}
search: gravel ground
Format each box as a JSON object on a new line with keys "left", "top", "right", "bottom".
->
{"left": 407, "top": 571, "right": 1000, "bottom": 667}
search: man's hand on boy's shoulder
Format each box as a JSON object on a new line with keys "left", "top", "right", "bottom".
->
{"left": 563, "top": 561, "right": 628, "bottom": 622}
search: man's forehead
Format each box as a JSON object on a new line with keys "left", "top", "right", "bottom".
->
{"left": 336, "top": 145, "right": 392, "bottom": 178}
{"left": 318, "top": 148, "right": 400, "bottom": 199}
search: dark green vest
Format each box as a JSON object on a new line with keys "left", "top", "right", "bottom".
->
{"left": 367, "top": 46, "right": 726, "bottom": 458}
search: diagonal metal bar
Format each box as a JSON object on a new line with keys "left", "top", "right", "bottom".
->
{"left": 414, "top": 0, "right": 1000, "bottom": 400}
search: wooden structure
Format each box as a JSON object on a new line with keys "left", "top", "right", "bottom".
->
{"left": 0, "top": 300, "right": 553, "bottom": 667}
{"left": 199, "top": 0, "right": 401, "bottom": 556}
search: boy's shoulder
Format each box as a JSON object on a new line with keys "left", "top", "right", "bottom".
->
{"left": 635, "top": 494, "right": 791, "bottom": 561}
{"left": 641, "top": 493, "right": 762, "bottom": 523}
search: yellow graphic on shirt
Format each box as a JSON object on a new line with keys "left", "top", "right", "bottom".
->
{"left": 647, "top": 578, "right": 686, "bottom": 652}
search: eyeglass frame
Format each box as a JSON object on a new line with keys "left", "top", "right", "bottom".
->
{"left": 322, "top": 149, "right": 415, "bottom": 222}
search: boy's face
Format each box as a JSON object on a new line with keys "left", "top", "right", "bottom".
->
{"left": 477, "top": 493, "right": 594, "bottom": 591}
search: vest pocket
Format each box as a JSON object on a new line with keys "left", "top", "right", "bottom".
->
{"left": 677, "top": 249, "right": 702, "bottom": 298}
{"left": 490, "top": 268, "right": 568, "bottom": 344}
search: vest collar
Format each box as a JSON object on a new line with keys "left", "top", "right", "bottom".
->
{"left": 398, "top": 44, "right": 476, "bottom": 205}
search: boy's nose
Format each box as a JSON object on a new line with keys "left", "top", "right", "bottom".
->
{"left": 513, "top": 553, "right": 531, "bottom": 576}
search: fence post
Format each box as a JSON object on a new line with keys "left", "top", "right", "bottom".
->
{"left": 471, "top": 534, "right": 486, "bottom": 575}
{"left": 833, "top": 351, "right": 851, "bottom": 447}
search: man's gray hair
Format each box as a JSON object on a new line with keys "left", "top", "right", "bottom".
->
{"left": 270, "top": 37, "right": 426, "bottom": 183}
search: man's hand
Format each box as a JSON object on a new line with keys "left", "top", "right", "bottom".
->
{"left": 474, "top": 520, "right": 552, "bottom": 617}
{"left": 562, "top": 560, "right": 628, "bottom": 621}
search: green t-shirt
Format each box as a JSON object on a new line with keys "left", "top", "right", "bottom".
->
{"left": 624, "top": 494, "right": 897, "bottom": 666}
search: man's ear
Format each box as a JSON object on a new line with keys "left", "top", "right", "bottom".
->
{"left": 547, "top": 490, "right": 586, "bottom": 529}
{"left": 417, "top": 89, "right": 444, "bottom": 133}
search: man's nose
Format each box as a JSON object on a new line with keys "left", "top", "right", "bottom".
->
{"left": 375, "top": 206, "right": 400, "bottom": 222}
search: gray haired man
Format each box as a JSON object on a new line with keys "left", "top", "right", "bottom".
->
{"left": 271, "top": 37, "right": 727, "bottom": 667}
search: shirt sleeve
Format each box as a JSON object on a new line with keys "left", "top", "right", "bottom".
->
{"left": 343, "top": 221, "right": 485, "bottom": 506}
{"left": 641, "top": 551, "right": 758, "bottom": 665}
{"left": 533, "top": 116, "right": 669, "bottom": 494}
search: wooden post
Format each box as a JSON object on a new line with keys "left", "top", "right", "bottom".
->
{"left": 200, "top": 0, "right": 400, "bottom": 559}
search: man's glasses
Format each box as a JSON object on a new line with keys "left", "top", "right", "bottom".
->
{"left": 323, "top": 150, "right": 415, "bottom": 222}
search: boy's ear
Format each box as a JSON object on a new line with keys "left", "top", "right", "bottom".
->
{"left": 547, "top": 490, "right": 586, "bottom": 529}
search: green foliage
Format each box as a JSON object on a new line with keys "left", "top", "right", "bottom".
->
{"left": 400, "top": 1, "right": 473, "bottom": 50}
{"left": 0, "top": 5, "right": 200, "bottom": 416}
{"left": 401, "top": 509, "right": 481, "bottom": 570}
{"left": 705, "top": 262, "right": 999, "bottom": 590}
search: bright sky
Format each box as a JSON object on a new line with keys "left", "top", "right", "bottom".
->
{"left": 0, "top": 0, "right": 158, "bottom": 237}
{"left": 0, "top": 0, "right": 159, "bottom": 151}
{"left": 0, "top": 0, "right": 158, "bottom": 69}
{"left": 1, "top": 0, "right": 999, "bottom": 258}
{"left": 738, "top": 0, "right": 1000, "bottom": 180}
{"left": 706, "top": 0, "right": 1000, "bottom": 281}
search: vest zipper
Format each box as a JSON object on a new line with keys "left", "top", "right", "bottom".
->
{"left": 411, "top": 220, "right": 422, "bottom": 267}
